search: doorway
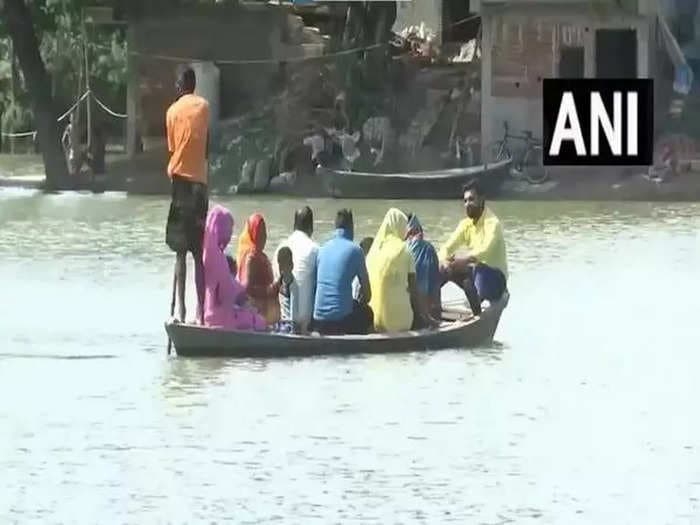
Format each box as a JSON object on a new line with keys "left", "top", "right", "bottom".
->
{"left": 596, "top": 29, "right": 637, "bottom": 78}
{"left": 442, "top": 0, "right": 477, "bottom": 42}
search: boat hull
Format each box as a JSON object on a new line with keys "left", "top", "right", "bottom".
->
{"left": 318, "top": 159, "right": 511, "bottom": 200}
{"left": 165, "top": 293, "right": 508, "bottom": 358}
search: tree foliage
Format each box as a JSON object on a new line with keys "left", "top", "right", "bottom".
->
{"left": 0, "top": 0, "right": 127, "bottom": 130}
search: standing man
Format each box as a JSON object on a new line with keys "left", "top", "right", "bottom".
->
{"left": 272, "top": 206, "right": 319, "bottom": 333}
{"left": 165, "top": 66, "right": 210, "bottom": 324}
{"left": 439, "top": 179, "right": 508, "bottom": 316}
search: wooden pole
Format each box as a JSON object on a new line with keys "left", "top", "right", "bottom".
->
{"left": 70, "top": 41, "right": 84, "bottom": 177}
{"left": 167, "top": 266, "right": 177, "bottom": 355}
{"left": 83, "top": 14, "right": 92, "bottom": 150}
{"left": 126, "top": 23, "right": 137, "bottom": 158}
{"left": 9, "top": 40, "right": 16, "bottom": 154}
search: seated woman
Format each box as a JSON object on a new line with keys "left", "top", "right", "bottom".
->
{"left": 237, "top": 213, "right": 282, "bottom": 325}
{"left": 366, "top": 208, "right": 438, "bottom": 333}
{"left": 202, "top": 205, "right": 266, "bottom": 331}
{"left": 405, "top": 214, "right": 442, "bottom": 324}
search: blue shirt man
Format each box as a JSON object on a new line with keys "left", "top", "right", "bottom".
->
{"left": 313, "top": 209, "right": 373, "bottom": 334}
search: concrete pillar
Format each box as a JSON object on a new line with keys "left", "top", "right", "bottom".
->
{"left": 190, "top": 61, "right": 220, "bottom": 130}
{"left": 637, "top": 18, "right": 650, "bottom": 77}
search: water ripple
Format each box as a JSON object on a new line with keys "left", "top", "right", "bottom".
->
{"left": 0, "top": 194, "right": 698, "bottom": 523}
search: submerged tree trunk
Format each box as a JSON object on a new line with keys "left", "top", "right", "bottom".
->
{"left": 2, "top": 0, "right": 70, "bottom": 189}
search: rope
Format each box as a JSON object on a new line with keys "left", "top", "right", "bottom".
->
{"left": 0, "top": 130, "right": 37, "bottom": 138}
{"left": 448, "top": 13, "right": 482, "bottom": 28}
{"left": 87, "top": 8, "right": 490, "bottom": 67}
{"left": 57, "top": 91, "right": 91, "bottom": 122}
{"left": 0, "top": 90, "right": 119, "bottom": 138}
{"left": 115, "top": 41, "right": 386, "bottom": 65}
{"left": 0, "top": 11, "right": 492, "bottom": 139}
{"left": 92, "top": 92, "right": 127, "bottom": 119}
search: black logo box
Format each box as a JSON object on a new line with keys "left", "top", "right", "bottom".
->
{"left": 542, "top": 78, "right": 653, "bottom": 166}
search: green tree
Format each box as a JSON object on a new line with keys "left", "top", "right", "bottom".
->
{"left": 1, "top": 0, "right": 128, "bottom": 187}
{"left": 2, "top": 0, "right": 70, "bottom": 187}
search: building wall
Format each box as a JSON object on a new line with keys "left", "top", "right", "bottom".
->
{"left": 478, "top": 3, "right": 655, "bottom": 158}
{"left": 128, "top": 7, "right": 286, "bottom": 145}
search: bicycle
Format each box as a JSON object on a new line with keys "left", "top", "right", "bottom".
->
{"left": 488, "top": 121, "right": 550, "bottom": 184}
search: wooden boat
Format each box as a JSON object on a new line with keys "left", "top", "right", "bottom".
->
{"left": 164, "top": 292, "right": 509, "bottom": 358}
{"left": 317, "top": 159, "right": 511, "bottom": 199}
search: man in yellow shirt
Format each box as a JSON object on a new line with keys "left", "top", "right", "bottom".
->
{"left": 439, "top": 178, "right": 508, "bottom": 315}
{"left": 165, "top": 67, "right": 210, "bottom": 324}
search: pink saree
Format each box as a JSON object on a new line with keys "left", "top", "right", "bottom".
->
{"left": 202, "top": 205, "right": 266, "bottom": 331}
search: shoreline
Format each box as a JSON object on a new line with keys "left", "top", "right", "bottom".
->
{"left": 3, "top": 173, "right": 700, "bottom": 202}
{"left": 497, "top": 170, "right": 700, "bottom": 202}
{"left": 3, "top": 157, "right": 700, "bottom": 202}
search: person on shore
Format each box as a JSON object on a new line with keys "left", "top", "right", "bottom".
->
{"left": 237, "top": 213, "right": 282, "bottom": 325}
{"left": 273, "top": 247, "right": 300, "bottom": 334}
{"left": 438, "top": 179, "right": 508, "bottom": 316}
{"left": 202, "top": 205, "right": 266, "bottom": 331}
{"left": 165, "top": 66, "right": 210, "bottom": 324}
{"left": 367, "top": 208, "right": 436, "bottom": 333}
{"left": 61, "top": 116, "right": 72, "bottom": 161}
{"left": 273, "top": 206, "right": 318, "bottom": 333}
{"left": 352, "top": 236, "right": 373, "bottom": 303}
{"left": 406, "top": 213, "right": 442, "bottom": 321}
{"left": 87, "top": 124, "right": 106, "bottom": 177}
{"left": 62, "top": 113, "right": 85, "bottom": 177}
{"left": 312, "top": 209, "right": 373, "bottom": 335}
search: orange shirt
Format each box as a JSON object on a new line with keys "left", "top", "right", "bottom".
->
{"left": 166, "top": 93, "right": 210, "bottom": 184}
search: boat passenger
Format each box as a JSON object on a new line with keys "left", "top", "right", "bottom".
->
{"left": 312, "top": 209, "right": 373, "bottom": 335}
{"left": 226, "top": 255, "right": 251, "bottom": 308}
{"left": 405, "top": 213, "right": 442, "bottom": 323}
{"left": 367, "top": 208, "right": 437, "bottom": 333}
{"left": 273, "top": 247, "right": 299, "bottom": 334}
{"left": 226, "top": 254, "right": 237, "bottom": 277}
{"left": 352, "top": 236, "right": 373, "bottom": 303}
{"left": 438, "top": 178, "right": 508, "bottom": 315}
{"left": 359, "top": 237, "right": 374, "bottom": 254}
{"left": 202, "top": 205, "right": 266, "bottom": 331}
{"left": 272, "top": 206, "right": 319, "bottom": 333}
{"left": 237, "top": 213, "right": 282, "bottom": 325}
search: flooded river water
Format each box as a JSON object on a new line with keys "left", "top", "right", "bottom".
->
{"left": 0, "top": 189, "right": 698, "bottom": 523}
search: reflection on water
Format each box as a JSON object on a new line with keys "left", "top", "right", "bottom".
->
{"left": 0, "top": 190, "right": 699, "bottom": 522}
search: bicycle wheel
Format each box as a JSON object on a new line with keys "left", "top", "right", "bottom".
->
{"left": 522, "top": 145, "right": 550, "bottom": 184}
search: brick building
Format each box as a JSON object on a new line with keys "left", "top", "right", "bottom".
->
{"left": 474, "top": 0, "right": 662, "bottom": 158}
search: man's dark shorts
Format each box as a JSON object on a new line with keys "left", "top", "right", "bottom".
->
{"left": 165, "top": 175, "right": 208, "bottom": 254}
{"left": 312, "top": 301, "right": 374, "bottom": 335}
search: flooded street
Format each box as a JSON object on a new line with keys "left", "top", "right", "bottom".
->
{"left": 1, "top": 189, "right": 699, "bottom": 523}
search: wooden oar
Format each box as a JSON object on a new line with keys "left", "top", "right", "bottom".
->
{"left": 167, "top": 267, "right": 177, "bottom": 355}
